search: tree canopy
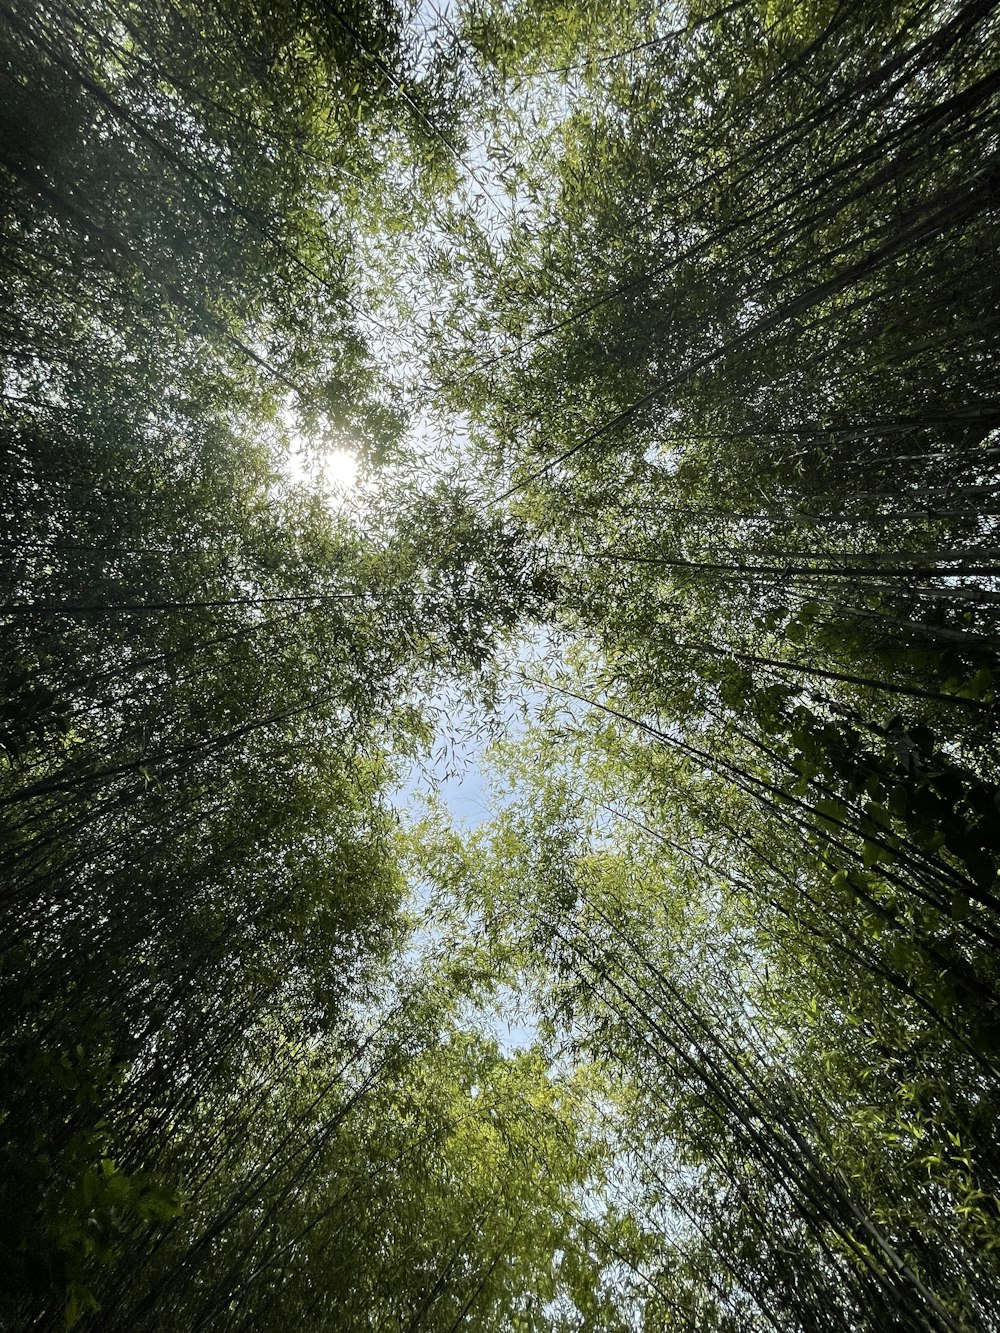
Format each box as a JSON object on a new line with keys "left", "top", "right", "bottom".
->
{"left": 2, "top": 0, "right": 999, "bottom": 1329}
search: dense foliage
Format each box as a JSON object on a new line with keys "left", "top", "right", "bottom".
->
{"left": 1, "top": 0, "right": 998, "bottom": 1329}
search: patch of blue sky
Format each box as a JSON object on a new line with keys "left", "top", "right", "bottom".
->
{"left": 391, "top": 630, "right": 568, "bottom": 1052}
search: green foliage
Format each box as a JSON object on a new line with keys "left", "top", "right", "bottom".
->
{"left": 3, "top": 0, "right": 1000, "bottom": 1330}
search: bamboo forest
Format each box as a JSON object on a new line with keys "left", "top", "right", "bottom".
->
{"left": 2, "top": 0, "right": 999, "bottom": 1328}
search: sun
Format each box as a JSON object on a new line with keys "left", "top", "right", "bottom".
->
{"left": 283, "top": 443, "right": 358, "bottom": 495}
{"left": 312, "top": 448, "right": 358, "bottom": 492}
{"left": 277, "top": 403, "right": 360, "bottom": 496}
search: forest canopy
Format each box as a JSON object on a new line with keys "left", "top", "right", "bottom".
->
{"left": 1, "top": 0, "right": 999, "bottom": 1329}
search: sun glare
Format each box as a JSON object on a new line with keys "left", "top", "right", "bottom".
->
{"left": 284, "top": 444, "right": 359, "bottom": 495}
{"left": 313, "top": 448, "right": 358, "bottom": 492}
{"left": 278, "top": 404, "right": 360, "bottom": 496}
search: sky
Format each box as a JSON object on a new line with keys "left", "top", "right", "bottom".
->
{"left": 275, "top": 295, "right": 548, "bottom": 1053}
